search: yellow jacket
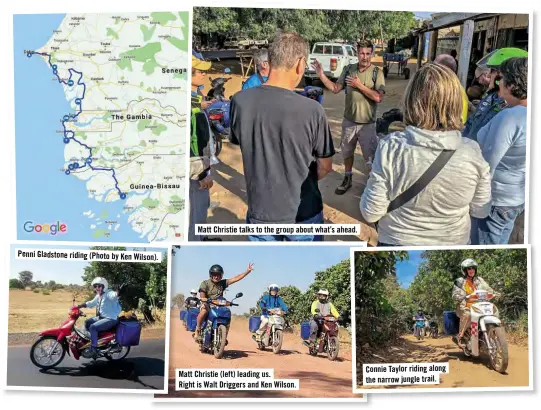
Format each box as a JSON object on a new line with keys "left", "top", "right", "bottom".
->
{"left": 311, "top": 300, "right": 340, "bottom": 318}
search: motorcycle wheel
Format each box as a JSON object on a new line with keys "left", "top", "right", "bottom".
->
{"left": 214, "top": 325, "right": 227, "bottom": 359}
{"left": 487, "top": 325, "right": 509, "bottom": 374}
{"left": 327, "top": 336, "right": 340, "bottom": 361}
{"left": 30, "top": 336, "right": 66, "bottom": 369}
{"left": 272, "top": 330, "right": 283, "bottom": 354}
{"left": 105, "top": 346, "right": 130, "bottom": 361}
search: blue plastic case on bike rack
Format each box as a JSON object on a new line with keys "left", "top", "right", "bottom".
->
{"left": 443, "top": 311, "right": 460, "bottom": 335}
{"left": 249, "top": 316, "right": 261, "bottom": 332}
{"left": 186, "top": 308, "right": 200, "bottom": 332}
{"left": 300, "top": 321, "right": 311, "bottom": 340}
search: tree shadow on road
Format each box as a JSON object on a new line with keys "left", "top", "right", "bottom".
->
{"left": 212, "top": 159, "right": 248, "bottom": 205}
{"left": 39, "top": 357, "right": 165, "bottom": 390}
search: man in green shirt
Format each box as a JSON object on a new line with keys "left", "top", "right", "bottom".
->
{"left": 313, "top": 39, "right": 385, "bottom": 194}
{"left": 194, "top": 262, "right": 254, "bottom": 341}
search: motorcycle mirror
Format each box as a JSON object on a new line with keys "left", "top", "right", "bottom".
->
{"left": 236, "top": 292, "right": 243, "bottom": 298}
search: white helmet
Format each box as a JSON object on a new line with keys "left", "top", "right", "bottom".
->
{"left": 91, "top": 277, "right": 108, "bottom": 289}
{"left": 460, "top": 259, "right": 478, "bottom": 275}
{"left": 268, "top": 284, "right": 279, "bottom": 292}
{"left": 317, "top": 289, "right": 329, "bottom": 296}
{"left": 190, "top": 289, "right": 197, "bottom": 295}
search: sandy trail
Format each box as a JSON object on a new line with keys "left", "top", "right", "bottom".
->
{"left": 359, "top": 333, "right": 529, "bottom": 390}
{"left": 157, "top": 310, "right": 359, "bottom": 399}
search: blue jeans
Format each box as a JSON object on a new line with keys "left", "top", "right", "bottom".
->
{"left": 85, "top": 316, "right": 118, "bottom": 348}
{"left": 247, "top": 211, "right": 324, "bottom": 242}
{"left": 471, "top": 204, "right": 524, "bottom": 245}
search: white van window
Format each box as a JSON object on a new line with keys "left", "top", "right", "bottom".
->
{"left": 333, "top": 45, "right": 344, "bottom": 55}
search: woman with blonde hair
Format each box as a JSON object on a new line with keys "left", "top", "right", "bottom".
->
{"left": 360, "top": 63, "right": 492, "bottom": 246}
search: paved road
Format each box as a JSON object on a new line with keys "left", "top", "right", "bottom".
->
{"left": 7, "top": 338, "right": 166, "bottom": 391}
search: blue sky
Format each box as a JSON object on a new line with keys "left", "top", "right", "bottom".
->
{"left": 396, "top": 251, "right": 425, "bottom": 288}
{"left": 414, "top": 12, "right": 435, "bottom": 20}
{"left": 172, "top": 246, "right": 351, "bottom": 314}
{"left": 10, "top": 244, "right": 167, "bottom": 285}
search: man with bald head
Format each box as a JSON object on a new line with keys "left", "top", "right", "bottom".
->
{"left": 434, "top": 53, "right": 469, "bottom": 123}
{"left": 435, "top": 54, "right": 458, "bottom": 73}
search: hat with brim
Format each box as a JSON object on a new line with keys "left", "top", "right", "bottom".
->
{"left": 192, "top": 55, "right": 211, "bottom": 71}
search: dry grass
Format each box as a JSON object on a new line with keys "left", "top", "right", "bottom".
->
{"left": 8, "top": 289, "right": 166, "bottom": 336}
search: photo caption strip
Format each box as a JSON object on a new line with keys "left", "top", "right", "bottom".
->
{"left": 196, "top": 224, "right": 361, "bottom": 236}
{"left": 363, "top": 363, "right": 449, "bottom": 386}
{"left": 15, "top": 248, "right": 163, "bottom": 263}
{"left": 176, "top": 369, "right": 299, "bottom": 391}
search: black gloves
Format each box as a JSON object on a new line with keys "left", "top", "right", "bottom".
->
{"left": 77, "top": 303, "right": 86, "bottom": 309}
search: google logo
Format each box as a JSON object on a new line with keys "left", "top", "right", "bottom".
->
{"left": 23, "top": 221, "right": 67, "bottom": 235}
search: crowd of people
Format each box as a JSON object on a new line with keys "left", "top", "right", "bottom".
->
{"left": 189, "top": 30, "right": 528, "bottom": 246}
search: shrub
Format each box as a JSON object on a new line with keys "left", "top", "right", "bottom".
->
{"left": 42, "top": 289, "right": 51, "bottom": 296}
{"left": 9, "top": 279, "right": 24, "bottom": 289}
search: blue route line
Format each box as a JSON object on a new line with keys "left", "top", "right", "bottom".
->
{"left": 27, "top": 51, "right": 126, "bottom": 200}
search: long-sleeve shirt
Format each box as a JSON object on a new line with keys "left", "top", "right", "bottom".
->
{"left": 477, "top": 105, "right": 527, "bottom": 207}
{"left": 85, "top": 289, "right": 122, "bottom": 319}
{"left": 311, "top": 300, "right": 340, "bottom": 318}
{"left": 360, "top": 126, "right": 491, "bottom": 245}
{"left": 259, "top": 294, "right": 288, "bottom": 316}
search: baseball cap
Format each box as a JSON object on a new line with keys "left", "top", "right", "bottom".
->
{"left": 192, "top": 55, "right": 211, "bottom": 71}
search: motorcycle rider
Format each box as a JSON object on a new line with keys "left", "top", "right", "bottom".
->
{"left": 452, "top": 258, "right": 495, "bottom": 348}
{"left": 253, "top": 284, "right": 288, "bottom": 342}
{"left": 463, "top": 47, "right": 528, "bottom": 141}
{"left": 412, "top": 308, "right": 426, "bottom": 336}
{"left": 194, "top": 263, "right": 254, "bottom": 342}
{"left": 77, "top": 277, "right": 124, "bottom": 359}
{"left": 307, "top": 289, "right": 341, "bottom": 347}
{"left": 184, "top": 289, "right": 200, "bottom": 309}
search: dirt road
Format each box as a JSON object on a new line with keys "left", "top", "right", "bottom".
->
{"left": 156, "top": 310, "right": 359, "bottom": 399}
{"left": 201, "top": 56, "right": 419, "bottom": 245}
{"left": 200, "top": 56, "right": 524, "bottom": 244}
{"left": 359, "top": 334, "right": 529, "bottom": 390}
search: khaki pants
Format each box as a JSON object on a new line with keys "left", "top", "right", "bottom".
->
{"left": 340, "top": 119, "right": 378, "bottom": 162}
{"left": 457, "top": 306, "right": 471, "bottom": 338}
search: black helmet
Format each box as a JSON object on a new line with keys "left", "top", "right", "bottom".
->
{"left": 209, "top": 264, "right": 224, "bottom": 278}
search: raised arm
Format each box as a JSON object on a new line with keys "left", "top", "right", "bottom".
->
{"left": 226, "top": 262, "right": 254, "bottom": 286}
{"left": 312, "top": 60, "right": 344, "bottom": 94}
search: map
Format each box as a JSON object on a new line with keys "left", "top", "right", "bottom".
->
{"left": 14, "top": 12, "right": 189, "bottom": 242}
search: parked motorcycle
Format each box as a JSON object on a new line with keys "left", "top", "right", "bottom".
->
{"left": 205, "top": 68, "right": 232, "bottom": 157}
{"left": 451, "top": 289, "right": 508, "bottom": 373}
{"left": 29, "top": 297, "right": 140, "bottom": 369}
{"left": 197, "top": 293, "right": 243, "bottom": 359}
{"left": 303, "top": 309, "right": 341, "bottom": 361}
{"left": 250, "top": 307, "right": 285, "bottom": 354}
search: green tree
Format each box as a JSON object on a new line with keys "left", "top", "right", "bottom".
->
{"left": 9, "top": 278, "right": 24, "bottom": 289}
{"left": 81, "top": 246, "right": 168, "bottom": 323}
{"left": 18, "top": 271, "right": 33, "bottom": 288}
{"left": 173, "top": 293, "right": 185, "bottom": 309}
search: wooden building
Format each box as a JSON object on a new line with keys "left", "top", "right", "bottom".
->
{"left": 415, "top": 13, "right": 530, "bottom": 87}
